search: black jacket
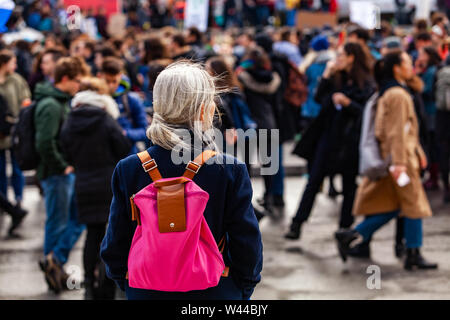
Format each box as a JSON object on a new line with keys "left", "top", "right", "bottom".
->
{"left": 60, "top": 106, "right": 132, "bottom": 225}
{"left": 238, "top": 69, "right": 281, "bottom": 131}
{"left": 293, "top": 72, "right": 375, "bottom": 174}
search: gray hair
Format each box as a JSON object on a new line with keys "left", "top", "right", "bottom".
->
{"left": 147, "top": 61, "right": 223, "bottom": 153}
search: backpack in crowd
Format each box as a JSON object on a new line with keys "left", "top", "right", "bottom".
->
{"left": 435, "top": 66, "right": 450, "bottom": 111}
{"left": 359, "top": 93, "right": 391, "bottom": 180}
{"left": 0, "top": 94, "right": 15, "bottom": 138}
{"left": 283, "top": 61, "right": 308, "bottom": 108}
{"left": 11, "top": 101, "right": 40, "bottom": 171}
{"left": 127, "top": 150, "right": 228, "bottom": 291}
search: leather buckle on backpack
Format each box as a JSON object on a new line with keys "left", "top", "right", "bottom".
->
{"left": 185, "top": 161, "right": 201, "bottom": 174}
{"left": 142, "top": 159, "right": 158, "bottom": 172}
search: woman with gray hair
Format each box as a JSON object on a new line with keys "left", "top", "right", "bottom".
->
{"left": 100, "top": 61, "right": 263, "bottom": 300}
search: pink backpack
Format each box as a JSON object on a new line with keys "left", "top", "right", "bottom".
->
{"left": 126, "top": 150, "right": 228, "bottom": 292}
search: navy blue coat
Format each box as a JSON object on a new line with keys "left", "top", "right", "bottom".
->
{"left": 100, "top": 145, "right": 263, "bottom": 300}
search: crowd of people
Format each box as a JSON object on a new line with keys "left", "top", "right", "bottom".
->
{"left": 0, "top": 1, "right": 449, "bottom": 300}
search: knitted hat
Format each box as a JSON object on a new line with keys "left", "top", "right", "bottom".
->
{"left": 311, "top": 35, "right": 329, "bottom": 52}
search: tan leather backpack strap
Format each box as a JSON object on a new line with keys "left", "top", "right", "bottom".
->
{"left": 183, "top": 150, "right": 217, "bottom": 180}
{"left": 137, "top": 151, "right": 163, "bottom": 182}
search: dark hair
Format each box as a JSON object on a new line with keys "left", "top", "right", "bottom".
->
{"left": 143, "top": 37, "right": 169, "bottom": 64}
{"left": 95, "top": 44, "right": 117, "bottom": 58}
{"left": 54, "top": 56, "right": 85, "bottom": 84}
{"left": 374, "top": 50, "right": 403, "bottom": 88}
{"left": 101, "top": 56, "right": 124, "bottom": 75}
{"left": 280, "top": 27, "right": 292, "bottom": 41}
{"left": 172, "top": 33, "right": 185, "bottom": 48}
{"left": 349, "top": 28, "right": 370, "bottom": 43}
{"left": 422, "top": 46, "right": 442, "bottom": 68}
{"left": 337, "top": 42, "right": 373, "bottom": 89}
{"left": 148, "top": 61, "right": 170, "bottom": 90}
{"left": 188, "top": 27, "right": 202, "bottom": 43}
{"left": 414, "top": 19, "right": 428, "bottom": 32}
{"left": 416, "top": 32, "right": 432, "bottom": 42}
{"left": 241, "top": 46, "right": 272, "bottom": 71}
{"left": 206, "top": 56, "right": 239, "bottom": 90}
{"left": 0, "top": 49, "right": 15, "bottom": 68}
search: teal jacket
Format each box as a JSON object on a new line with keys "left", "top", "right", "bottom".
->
{"left": 34, "top": 82, "right": 71, "bottom": 181}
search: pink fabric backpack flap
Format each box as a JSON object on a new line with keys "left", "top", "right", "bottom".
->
{"left": 127, "top": 174, "right": 226, "bottom": 292}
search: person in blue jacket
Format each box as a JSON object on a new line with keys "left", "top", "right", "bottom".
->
{"left": 99, "top": 56, "right": 148, "bottom": 154}
{"left": 100, "top": 61, "right": 263, "bottom": 300}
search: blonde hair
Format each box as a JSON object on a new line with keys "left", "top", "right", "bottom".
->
{"left": 79, "top": 77, "right": 109, "bottom": 95}
{"left": 148, "top": 61, "right": 222, "bottom": 152}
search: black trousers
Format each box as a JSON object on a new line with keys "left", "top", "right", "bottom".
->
{"left": 292, "top": 135, "right": 356, "bottom": 229}
{"left": 83, "top": 223, "right": 115, "bottom": 298}
{"left": 439, "top": 137, "right": 450, "bottom": 190}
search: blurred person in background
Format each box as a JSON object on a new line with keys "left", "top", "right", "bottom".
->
{"left": 35, "top": 57, "right": 87, "bottom": 294}
{"left": 0, "top": 50, "right": 31, "bottom": 218}
{"left": 99, "top": 56, "right": 148, "bottom": 154}
{"left": 60, "top": 77, "right": 131, "bottom": 300}
{"left": 273, "top": 27, "right": 303, "bottom": 67}
{"left": 28, "top": 48, "right": 65, "bottom": 96}
{"left": 337, "top": 51, "right": 438, "bottom": 271}
{"left": 237, "top": 46, "right": 281, "bottom": 213}
{"left": 415, "top": 46, "right": 443, "bottom": 191}
{"left": 287, "top": 42, "right": 375, "bottom": 240}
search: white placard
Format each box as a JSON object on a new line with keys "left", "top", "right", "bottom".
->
{"left": 184, "top": 0, "right": 209, "bottom": 32}
{"left": 350, "top": 1, "right": 380, "bottom": 30}
{"left": 415, "top": 0, "right": 432, "bottom": 21}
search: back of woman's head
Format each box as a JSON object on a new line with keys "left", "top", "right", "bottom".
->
{"left": 148, "top": 61, "right": 219, "bottom": 151}
{"left": 242, "top": 46, "right": 271, "bottom": 70}
{"left": 423, "top": 46, "right": 442, "bottom": 68}
{"left": 206, "top": 56, "right": 238, "bottom": 90}
{"left": 143, "top": 36, "right": 169, "bottom": 64}
{"left": 374, "top": 50, "right": 403, "bottom": 88}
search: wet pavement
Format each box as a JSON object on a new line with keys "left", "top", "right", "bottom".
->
{"left": 0, "top": 172, "right": 449, "bottom": 300}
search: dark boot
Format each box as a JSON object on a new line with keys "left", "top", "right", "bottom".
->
{"left": 395, "top": 242, "right": 406, "bottom": 258}
{"left": 348, "top": 241, "right": 371, "bottom": 259}
{"left": 84, "top": 280, "right": 95, "bottom": 300}
{"left": 8, "top": 205, "right": 28, "bottom": 236}
{"left": 334, "top": 229, "right": 359, "bottom": 262}
{"left": 273, "top": 195, "right": 285, "bottom": 208}
{"left": 404, "top": 248, "right": 438, "bottom": 271}
{"left": 284, "top": 221, "right": 302, "bottom": 240}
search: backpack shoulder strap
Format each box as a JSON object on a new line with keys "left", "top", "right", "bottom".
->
{"left": 183, "top": 150, "right": 217, "bottom": 180}
{"left": 137, "top": 150, "right": 163, "bottom": 182}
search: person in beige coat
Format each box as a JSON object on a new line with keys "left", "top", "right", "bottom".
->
{"left": 335, "top": 50, "right": 438, "bottom": 271}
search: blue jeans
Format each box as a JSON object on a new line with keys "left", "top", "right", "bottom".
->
{"left": 355, "top": 211, "right": 423, "bottom": 249}
{"left": 0, "top": 149, "right": 25, "bottom": 202}
{"left": 41, "top": 173, "right": 85, "bottom": 265}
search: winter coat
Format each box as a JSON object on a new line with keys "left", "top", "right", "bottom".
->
{"left": 420, "top": 66, "right": 437, "bottom": 115}
{"left": 0, "top": 73, "right": 31, "bottom": 149}
{"left": 60, "top": 92, "right": 132, "bottom": 225}
{"left": 270, "top": 51, "right": 300, "bottom": 143}
{"left": 293, "top": 72, "right": 375, "bottom": 174}
{"left": 100, "top": 144, "right": 263, "bottom": 300}
{"left": 34, "top": 82, "right": 72, "bottom": 181}
{"left": 112, "top": 76, "right": 149, "bottom": 153}
{"left": 237, "top": 69, "right": 281, "bottom": 131}
{"left": 302, "top": 50, "right": 334, "bottom": 119}
{"left": 353, "top": 82, "right": 432, "bottom": 219}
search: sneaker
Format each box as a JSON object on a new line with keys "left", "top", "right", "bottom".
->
{"left": 38, "top": 253, "right": 63, "bottom": 294}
